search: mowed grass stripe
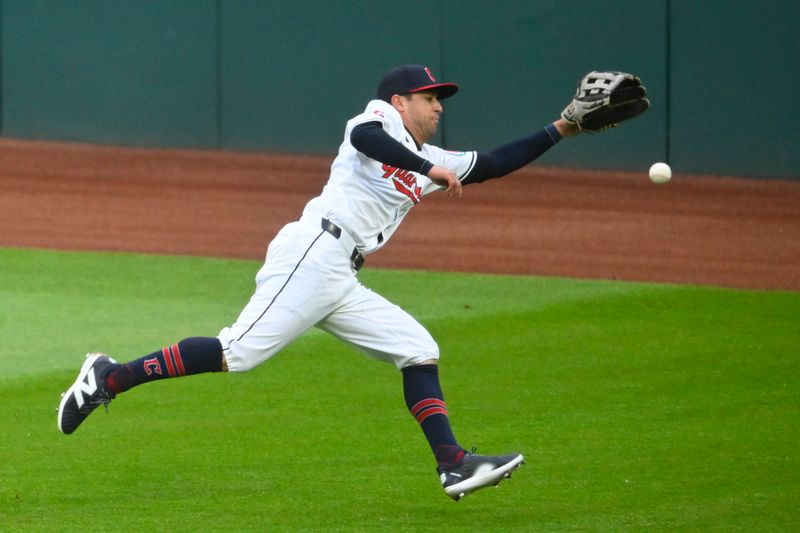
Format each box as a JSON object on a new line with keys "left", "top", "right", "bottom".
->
{"left": 2, "top": 247, "right": 646, "bottom": 379}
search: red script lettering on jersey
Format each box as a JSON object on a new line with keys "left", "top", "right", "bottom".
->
{"left": 381, "top": 164, "right": 423, "bottom": 204}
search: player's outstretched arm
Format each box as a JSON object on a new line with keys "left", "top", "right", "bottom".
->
{"left": 463, "top": 70, "right": 650, "bottom": 185}
{"left": 462, "top": 121, "right": 569, "bottom": 185}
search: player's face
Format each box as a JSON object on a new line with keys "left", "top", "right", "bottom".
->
{"left": 397, "top": 91, "right": 443, "bottom": 145}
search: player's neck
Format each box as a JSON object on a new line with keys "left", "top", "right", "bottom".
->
{"left": 404, "top": 126, "right": 424, "bottom": 150}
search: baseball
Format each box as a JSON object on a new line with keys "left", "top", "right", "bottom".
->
{"left": 649, "top": 162, "right": 672, "bottom": 184}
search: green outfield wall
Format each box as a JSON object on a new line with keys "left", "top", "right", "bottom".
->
{"left": 1, "top": 1, "right": 798, "bottom": 179}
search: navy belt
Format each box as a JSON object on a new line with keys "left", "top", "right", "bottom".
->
{"left": 321, "top": 218, "right": 364, "bottom": 272}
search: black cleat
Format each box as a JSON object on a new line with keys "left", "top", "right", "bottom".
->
{"left": 57, "top": 353, "right": 117, "bottom": 434}
{"left": 438, "top": 451, "right": 525, "bottom": 501}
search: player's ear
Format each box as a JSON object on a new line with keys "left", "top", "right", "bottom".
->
{"left": 390, "top": 94, "right": 406, "bottom": 112}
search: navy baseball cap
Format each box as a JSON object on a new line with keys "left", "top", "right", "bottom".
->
{"left": 377, "top": 65, "right": 459, "bottom": 103}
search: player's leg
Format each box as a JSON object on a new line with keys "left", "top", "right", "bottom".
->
{"left": 316, "top": 287, "right": 465, "bottom": 460}
{"left": 57, "top": 337, "right": 224, "bottom": 434}
{"left": 401, "top": 362, "right": 467, "bottom": 465}
{"left": 58, "top": 220, "right": 356, "bottom": 434}
{"left": 218, "top": 220, "right": 358, "bottom": 372}
{"left": 317, "top": 284, "right": 524, "bottom": 500}
{"left": 105, "top": 337, "right": 225, "bottom": 393}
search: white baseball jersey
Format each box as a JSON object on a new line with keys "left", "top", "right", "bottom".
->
{"left": 219, "top": 99, "right": 474, "bottom": 372}
{"left": 301, "top": 99, "right": 477, "bottom": 255}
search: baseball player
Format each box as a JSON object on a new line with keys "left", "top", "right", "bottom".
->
{"left": 58, "top": 65, "right": 648, "bottom": 500}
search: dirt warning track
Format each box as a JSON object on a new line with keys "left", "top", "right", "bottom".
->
{"left": 1, "top": 138, "right": 798, "bottom": 291}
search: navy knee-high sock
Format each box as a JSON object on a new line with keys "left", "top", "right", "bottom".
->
{"left": 104, "top": 337, "right": 224, "bottom": 394}
{"left": 402, "top": 364, "right": 466, "bottom": 467}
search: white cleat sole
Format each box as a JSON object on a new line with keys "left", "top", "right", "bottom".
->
{"left": 445, "top": 454, "right": 525, "bottom": 501}
{"left": 57, "top": 353, "right": 108, "bottom": 434}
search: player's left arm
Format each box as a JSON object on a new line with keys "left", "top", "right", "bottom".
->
{"left": 463, "top": 69, "right": 650, "bottom": 185}
{"left": 461, "top": 118, "right": 579, "bottom": 185}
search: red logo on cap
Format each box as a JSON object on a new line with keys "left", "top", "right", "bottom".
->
{"left": 424, "top": 67, "right": 436, "bottom": 82}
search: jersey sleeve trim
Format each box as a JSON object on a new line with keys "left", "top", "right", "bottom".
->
{"left": 457, "top": 151, "right": 478, "bottom": 181}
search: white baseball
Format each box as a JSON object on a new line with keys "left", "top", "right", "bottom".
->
{"left": 649, "top": 162, "right": 672, "bottom": 184}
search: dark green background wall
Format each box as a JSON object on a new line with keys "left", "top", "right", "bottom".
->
{"left": 1, "top": 1, "right": 219, "bottom": 147}
{"left": 1, "top": 1, "right": 798, "bottom": 179}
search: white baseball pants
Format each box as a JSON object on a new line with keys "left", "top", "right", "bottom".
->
{"left": 218, "top": 219, "right": 439, "bottom": 372}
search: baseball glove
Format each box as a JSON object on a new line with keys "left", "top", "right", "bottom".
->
{"left": 561, "top": 71, "right": 650, "bottom": 132}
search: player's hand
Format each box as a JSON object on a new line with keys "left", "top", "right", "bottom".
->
{"left": 428, "top": 165, "right": 462, "bottom": 198}
{"left": 554, "top": 118, "right": 582, "bottom": 137}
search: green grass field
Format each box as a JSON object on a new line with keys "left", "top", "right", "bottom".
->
{"left": 1, "top": 248, "right": 798, "bottom": 531}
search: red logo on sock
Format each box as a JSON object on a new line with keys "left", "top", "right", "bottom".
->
{"left": 144, "top": 357, "right": 162, "bottom": 376}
